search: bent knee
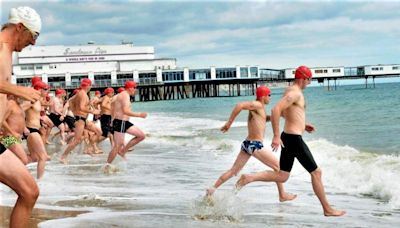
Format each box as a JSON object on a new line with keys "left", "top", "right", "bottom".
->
{"left": 277, "top": 171, "right": 290, "bottom": 183}
{"left": 20, "top": 183, "right": 39, "bottom": 202}
{"left": 311, "top": 167, "right": 322, "bottom": 177}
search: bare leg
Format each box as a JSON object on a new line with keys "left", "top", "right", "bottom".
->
{"left": 311, "top": 168, "right": 346, "bottom": 216}
{"left": 107, "top": 131, "right": 125, "bottom": 164}
{"left": 9, "top": 143, "right": 30, "bottom": 165}
{"left": 27, "top": 133, "right": 48, "bottom": 179}
{"left": 119, "top": 126, "right": 145, "bottom": 157}
{"left": 206, "top": 151, "right": 250, "bottom": 196}
{"left": 250, "top": 149, "right": 296, "bottom": 202}
{"left": 0, "top": 150, "right": 39, "bottom": 228}
{"left": 60, "top": 121, "right": 85, "bottom": 164}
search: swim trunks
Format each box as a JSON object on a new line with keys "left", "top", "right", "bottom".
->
{"left": 241, "top": 140, "right": 264, "bottom": 155}
{"left": 74, "top": 115, "right": 87, "bottom": 124}
{"left": 112, "top": 119, "right": 134, "bottom": 133}
{"left": 0, "top": 143, "right": 6, "bottom": 155}
{"left": 1, "top": 135, "right": 22, "bottom": 148}
{"left": 279, "top": 132, "right": 318, "bottom": 173}
{"left": 100, "top": 114, "right": 112, "bottom": 137}
{"left": 27, "top": 127, "right": 40, "bottom": 134}
{"left": 48, "top": 112, "right": 63, "bottom": 127}
{"left": 63, "top": 115, "right": 75, "bottom": 130}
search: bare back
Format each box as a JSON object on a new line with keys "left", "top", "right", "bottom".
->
{"left": 247, "top": 101, "right": 267, "bottom": 141}
{"left": 282, "top": 85, "right": 306, "bottom": 135}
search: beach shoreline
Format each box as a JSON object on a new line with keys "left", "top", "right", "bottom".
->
{"left": 0, "top": 205, "right": 87, "bottom": 227}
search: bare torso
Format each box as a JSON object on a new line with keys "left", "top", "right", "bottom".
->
{"left": 282, "top": 85, "right": 306, "bottom": 135}
{"left": 247, "top": 101, "right": 266, "bottom": 141}
{"left": 71, "top": 90, "right": 90, "bottom": 117}
{"left": 25, "top": 101, "right": 42, "bottom": 129}
{"left": 113, "top": 92, "right": 130, "bottom": 121}
{"left": 0, "top": 42, "right": 13, "bottom": 125}
{"left": 100, "top": 96, "right": 112, "bottom": 115}
{"left": 50, "top": 97, "right": 63, "bottom": 114}
{"left": 4, "top": 100, "right": 25, "bottom": 136}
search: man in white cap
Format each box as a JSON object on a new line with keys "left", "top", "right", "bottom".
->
{"left": 0, "top": 6, "right": 42, "bottom": 227}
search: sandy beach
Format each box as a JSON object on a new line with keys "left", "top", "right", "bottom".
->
{"left": 0, "top": 206, "right": 86, "bottom": 227}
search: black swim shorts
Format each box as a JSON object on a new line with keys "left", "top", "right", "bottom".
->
{"left": 279, "top": 132, "right": 318, "bottom": 173}
{"left": 112, "top": 119, "right": 134, "bottom": 133}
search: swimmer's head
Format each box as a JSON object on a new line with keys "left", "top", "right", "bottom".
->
{"left": 256, "top": 86, "right": 271, "bottom": 100}
{"left": 295, "top": 65, "right": 312, "bottom": 80}
{"left": 55, "top": 88, "right": 64, "bottom": 96}
{"left": 33, "top": 81, "right": 48, "bottom": 91}
{"left": 8, "top": 6, "right": 41, "bottom": 35}
{"left": 80, "top": 78, "right": 92, "bottom": 89}
{"left": 31, "top": 76, "right": 42, "bottom": 86}
{"left": 117, "top": 87, "right": 124, "bottom": 93}
{"left": 104, "top": 87, "right": 114, "bottom": 96}
{"left": 95, "top": 90, "right": 101, "bottom": 96}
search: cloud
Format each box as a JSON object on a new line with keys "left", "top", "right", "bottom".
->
{"left": 1, "top": 0, "right": 400, "bottom": 68}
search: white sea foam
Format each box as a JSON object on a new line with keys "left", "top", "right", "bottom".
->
{"left": 307, "top": 139, "right": 400, "bottom": 209}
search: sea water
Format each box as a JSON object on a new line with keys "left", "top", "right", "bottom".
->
{"left": 1, "top": 82, "right": 399, "bottom": 227}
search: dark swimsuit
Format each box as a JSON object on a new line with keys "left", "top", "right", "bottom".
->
{"left": 74, "top": 115, "right": 87, "bottom": 125}
{"left": 112, "top": 119, "right": 134, "bottom": 133}
{"left": 279, "top": 132, "right": 318, "bottom": 173}
{"left": 0, "top": 143, "right": 6, "bottom": 155}
{"left": 49, "top": 113, "right": 63, "bottom": 127}
{"left": 63, "top": 115, "right": 76, "bottom": 130}
{"left": 27, "top": 127, "right": 40, "bottom": 134}
{"left": 100, "top": 114, "right": 112, "bottom": 137}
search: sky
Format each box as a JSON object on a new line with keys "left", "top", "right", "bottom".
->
{"left": 1, "top": 0, "right": 400, "bottom": 72}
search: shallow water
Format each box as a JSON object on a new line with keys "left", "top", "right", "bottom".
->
{"left": 1, "top": 83, "right": 399, "bottom": 227}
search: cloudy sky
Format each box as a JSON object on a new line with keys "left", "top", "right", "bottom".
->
{"left": 1, "top": 0, "right": 400, "bottom": 69}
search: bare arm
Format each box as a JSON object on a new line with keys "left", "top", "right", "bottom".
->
{"left": 0, "top": 81, "right": 40, "bottom": 102}
{"left": 221, "top": 101, "right": 261, "bottom": 133}
{"left": 122, "top": 94, "right": 146, "bottom": 118}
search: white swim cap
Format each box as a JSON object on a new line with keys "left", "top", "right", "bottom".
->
{"left": 8, "top": 6, "right": 42, "bottom": 34}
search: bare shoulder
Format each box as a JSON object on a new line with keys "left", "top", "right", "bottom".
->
{"left": 283, "top": 86, "right": 301, "bottom": 103}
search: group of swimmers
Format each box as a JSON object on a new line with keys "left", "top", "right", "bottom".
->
{"left": 0, "top": 6, "right": 148, "bottom": 227}
{"left": 0, "top": 5, "right": 345, "bottom": 228}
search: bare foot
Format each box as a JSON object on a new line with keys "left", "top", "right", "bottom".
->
{"left": 58, "top": 157, "right": 68, "bottom": 165}
{"left": 206, "top": 187, "right": 216, "bottom": 197}
{"left": 235, "top": 174, "right": 249, "bottom": 192}
{"left": 324, "top": 208, "right": 346, "bottom": 217}
{"left": 279, "top": 193, "right": 297, "bottom": 202}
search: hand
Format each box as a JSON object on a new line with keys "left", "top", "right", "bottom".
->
{"left": 305, "top": 124, "right": 316, "bottom": 133}
{"left": 271, "top": 135, "right": 284, "bottom": 152}
{"left": 19, "top": 87, "right": 41, "bottom": 103}
{"left": 140, "top": 112, "right": 147, "bottom": 118}
{"left": 220, "top": 121, "right": 232, "bottom": 133}
{"left": 60, "top": 115, "right": 64, "bottom": 121}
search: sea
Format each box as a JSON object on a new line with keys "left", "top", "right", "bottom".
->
{"left": 1, "top": 82, "right": 399, "bottom": 227}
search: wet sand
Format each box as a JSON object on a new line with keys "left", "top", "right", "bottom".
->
{"left": 0, "top": 206, "right": 87, "bottom": 227}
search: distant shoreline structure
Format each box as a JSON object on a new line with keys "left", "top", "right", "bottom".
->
{"left": 12, "top": 42, "right": 400, "bottom": 96}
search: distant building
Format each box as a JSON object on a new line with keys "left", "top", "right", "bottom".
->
{"left": 12, "top": 42, "right": 177, "bottom": 88}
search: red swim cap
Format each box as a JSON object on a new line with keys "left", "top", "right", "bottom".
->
{"left": 55, "top": 88, "right": 63, "bottom": 96}
{"left": 33, "top": 81, "right": 49, "bottom": 90}
{"left": 95, "top": 90, "right": 101, "bottom": 96}
{"left": 31, "top": 76, "right": 42, "bottom": 86}
{"left": 104, "top": 87, "right": 114, "bottom": 95}
{"left": 80, "top": 78, "right": 92, "bottom": 88}
{"left": 117, "top": 87, "right": 124, "bottom": 93}
{"left": 295, "top": 65, "right": 312, "bottom": 80}
{"left": 256, "top": 86, "right": 271, "bottom": 99}
{"left": 125, "top": 80, "right": 137, "bottom": 89}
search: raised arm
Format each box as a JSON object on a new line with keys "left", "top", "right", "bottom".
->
{"left": 221, "top": 101, "right": 260, "bottom": 133}
{"left": 0, "top": 80, "right": 40, "bottom": 103}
